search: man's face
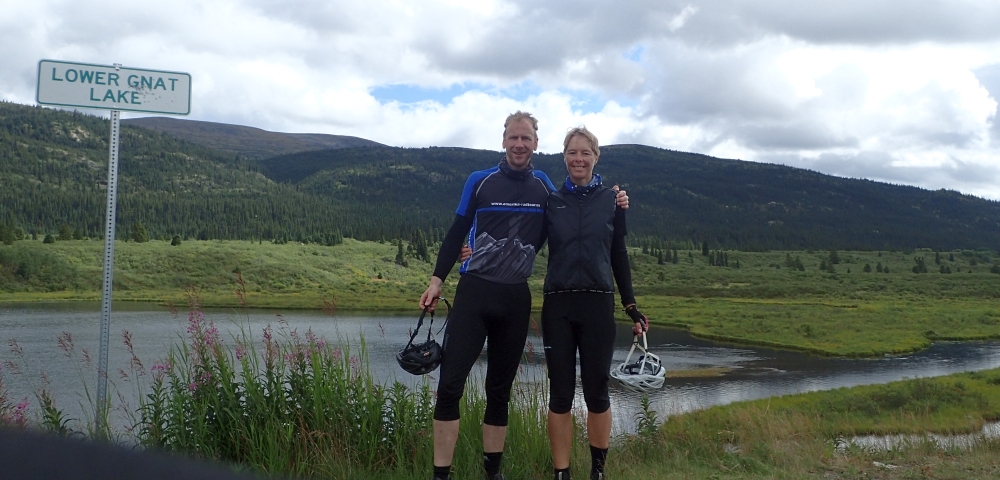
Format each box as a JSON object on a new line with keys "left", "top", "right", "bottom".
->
{"left": 502, "top": 119, "right": 538, "bottom": 171}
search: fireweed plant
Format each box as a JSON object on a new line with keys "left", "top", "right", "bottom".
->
{"left": 132, "top": 296, "right": 562, "bottom": 479}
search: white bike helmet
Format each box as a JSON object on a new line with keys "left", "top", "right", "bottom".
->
{"left": 610, "top": 332, "right": 665, "bottom": 393}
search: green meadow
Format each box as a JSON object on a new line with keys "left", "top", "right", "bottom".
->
{"left": 2, "top": 238, "right": 998, "bottom": 356}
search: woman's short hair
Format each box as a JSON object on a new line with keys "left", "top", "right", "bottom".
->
{"left": 563, "top": 126, "right": 600, "bottom": 157}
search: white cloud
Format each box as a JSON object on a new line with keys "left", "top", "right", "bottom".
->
{"left": 4, "top": 0, "right": 1000, "bottom": 198}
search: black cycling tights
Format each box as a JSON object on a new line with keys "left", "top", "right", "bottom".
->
{"left": 433, "top": 275, "right": 531, "bottom": 426}
{"left": 541, "top": 292, "right": 616, "bottom": 415}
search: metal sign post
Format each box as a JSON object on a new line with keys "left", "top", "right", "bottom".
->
{"left": 97, "top": 107, "right": 121, "bottom": 432}
{"left": 36, "top": 59, "right": 191, "bottom": 434}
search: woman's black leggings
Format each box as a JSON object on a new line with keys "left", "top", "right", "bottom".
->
{"left": 541, "top": 291, "right": 616, "bottom": 414}
{"left": 433, "top": 274, "right": 532, "bottom": 426}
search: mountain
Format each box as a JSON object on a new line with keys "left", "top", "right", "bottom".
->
{"left": 0, "top": 102, "right": 351, "bottom": 242}
{"left": 123, "top": 116, "right": 384, "bottom": 159}
{"left": 256, "top": 145, "right": 1000, "bottom": 251}
{"left": 2, "top": 101, "right": 999, "bottom": 251}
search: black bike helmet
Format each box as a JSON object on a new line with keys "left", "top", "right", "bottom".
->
{"left": 396, "top": 298, "right": 451, "bottom": 375}
{"left": 396, "top": 338, "right": 443, "bottom": 375}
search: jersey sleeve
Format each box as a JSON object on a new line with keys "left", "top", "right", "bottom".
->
{"left": 533, "top": 170, "right": 558, "bottom": 192}
{"left": 455, "top": 171, "right": 490, "bottom": 217}
{"left": 431, "top": 214, "right": 475, "bottom": 281}
{"left": 610, "top": 206, "right": 636, "bottom": 306}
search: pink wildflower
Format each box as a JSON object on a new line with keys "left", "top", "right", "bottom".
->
{"left": 235, "top": 345, "right": 247, "bottom": 361}
{"left": 204, "top": 325, "right": 219, "bottom": 346}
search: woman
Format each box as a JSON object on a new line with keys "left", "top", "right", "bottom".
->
{"left": 542, "top": 126, "right": 648, "bottom": 480}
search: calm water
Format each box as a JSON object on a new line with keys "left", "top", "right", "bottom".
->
{"left": 3, "top": 302, "right": 1000, "bottom": 435}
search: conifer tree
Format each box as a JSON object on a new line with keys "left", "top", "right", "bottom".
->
{"left": 395, "top": 241, "right": 408, "bottom": 267}
{"left": 702, "top": 241, "right": 709, "bottom": 256}
{"left": 58, "top": 224, "right": 73, "bottom": 241}
{"left": 132, "top": 222, "right": 149, "bottom": 243}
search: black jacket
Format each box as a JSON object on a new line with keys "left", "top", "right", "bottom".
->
{"left": 543, "top": 183, "right": 635, "bottom": 306}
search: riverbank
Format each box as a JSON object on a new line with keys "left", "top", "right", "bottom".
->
{"left": 605, "top": 367, "right": 1000, "bottom": 479}
{"left": 2, "top": 239, "right": 999, "bottom": 356}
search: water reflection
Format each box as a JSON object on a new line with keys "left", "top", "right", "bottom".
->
{"left": 3, "top": 303, "right": 1000, "bottom": 436}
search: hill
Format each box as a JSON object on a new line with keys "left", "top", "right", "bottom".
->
{"left": 257, "top": 145, "right": 1000, "bottom": 251}
{"left": 2, "top": 100, "right": 999, "bottom": 251}
{"left": 123, "top": 116, "right": 384, "bottom": 159}
{"left": 0, "top": 102, "right": 351, "bottom": 242}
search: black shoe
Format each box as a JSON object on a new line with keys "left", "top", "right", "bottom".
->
{"left": 487, "top": 474, "right": 506, "bottom": 480}
{"left": 590, "top": 472, "right": 604, "bottom": 480}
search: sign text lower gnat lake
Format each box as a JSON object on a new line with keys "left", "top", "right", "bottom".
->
{"left": 37, "top": 60, "right": 191, "bottom": 115}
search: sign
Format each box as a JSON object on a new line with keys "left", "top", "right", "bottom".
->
{"left": 35, "top": 58, "right": 192, "bottom": 433}
{"left": 37, "top": 59, "right": 191, "bottom": 115}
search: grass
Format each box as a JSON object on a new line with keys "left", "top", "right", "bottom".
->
{"left": 3, "top": 239, "right": 999, "bottom": 356}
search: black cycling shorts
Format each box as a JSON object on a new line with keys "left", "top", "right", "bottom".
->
{"left": 541, "top": 291, "right": 616, "bottom": 414}
{"left": 433, "top": 274, "right": 531, "bottom": 426}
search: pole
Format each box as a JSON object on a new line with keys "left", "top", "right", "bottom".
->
{"left": 96, "top": 106, "right": 121, "bottom": 434}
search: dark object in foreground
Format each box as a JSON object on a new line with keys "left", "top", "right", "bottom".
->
{"left": 0, "top": 429, "right": 265, "bottom": 480}
{"left": 397, "top": 298, "right": 450, "bottom": 375}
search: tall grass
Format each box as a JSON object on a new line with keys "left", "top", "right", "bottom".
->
{"left": 133, "top": 303, "right": 564, "bottom": 479}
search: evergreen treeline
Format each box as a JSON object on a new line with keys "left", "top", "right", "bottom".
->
{"left": 258, "top": 143, "right": 1000, "bottom": 251}
{"left": 4, "top": 101, "right": 1000, "bottom": 250}
{"left": 1, "top": 102, "right": 369, "bottom": 242}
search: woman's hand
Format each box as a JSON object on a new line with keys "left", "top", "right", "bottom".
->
{"left": 626, "top": 304, "right": 648, "bottom": 334}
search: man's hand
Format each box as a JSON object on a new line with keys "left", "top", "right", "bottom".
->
{"left": 613, "top": 186, "right": 629, "bottom": 209}
{"left": 419, "top": 277, "right": 444, "bottom": 311}
{"left": 459, "top": 244, "right": 472, "bottom": 262}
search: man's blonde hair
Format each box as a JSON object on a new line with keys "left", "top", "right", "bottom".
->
{"left": 504, "top": 111, "right": 539, "bottom": 138}
{"left": 563, "top": 126, "right": 600, "bottom": 157}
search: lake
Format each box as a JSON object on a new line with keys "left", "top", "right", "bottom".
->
{"left": 3, "top": 302, "right": 1000, "bottom": 435}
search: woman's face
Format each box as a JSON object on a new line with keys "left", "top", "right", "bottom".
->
{"left": 564, "top": 134, "right": 598, "bottom": 186}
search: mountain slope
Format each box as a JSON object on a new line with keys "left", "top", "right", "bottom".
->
{"left": 3, "top": 101, "right": 999, "bottom": 251}
{"left": 0, "top": 102, "right": 350, "bottom": 241}
{"left": 257, "top": 144, "right": 1000, "bottom": 251}
{"left": 123, "top": 116, "right": 384, "bottom": 160}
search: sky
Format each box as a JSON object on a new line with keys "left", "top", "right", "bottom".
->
{"left": 3, "top": 0, "right": 1000, "bottom": 198}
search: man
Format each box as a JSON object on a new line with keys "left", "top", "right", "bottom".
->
{"left": 418, "top": 112, "right": 627, "bottom": 480}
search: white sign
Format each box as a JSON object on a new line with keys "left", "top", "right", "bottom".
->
{"left": 37, "top": 59, "right": 191, "bottom": 115}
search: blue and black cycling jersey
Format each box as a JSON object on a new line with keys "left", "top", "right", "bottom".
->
{"left": 432, "top": 158, "right": 556, "bottom": 284}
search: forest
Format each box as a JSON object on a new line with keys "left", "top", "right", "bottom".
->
{"left": 2, "top": 100, "right": 999, "bottom": 251}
